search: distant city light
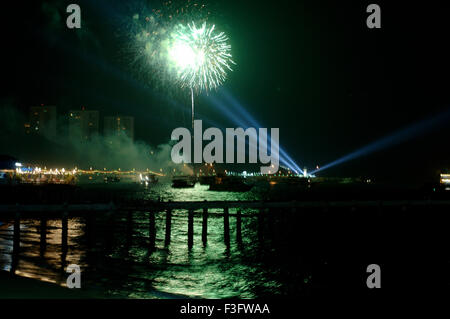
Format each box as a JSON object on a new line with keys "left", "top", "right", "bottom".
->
{"left": 441, "top": 174, "right": 450, "bottom": 185}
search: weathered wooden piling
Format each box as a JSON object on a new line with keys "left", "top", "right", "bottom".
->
{"left": 149, "top": 210, "right": 156, "bottom": 250}
{"left": 287, "top": 207, "right": 297, "bottom": 238}
{"left": 267, "top": 208, "right": 276, "bottom": 243}
{"left": 11, "top": 211, "right": 20, "bottom": 274}
{"left": 236, "top": 209, "right": 242, "bottom": 245}
{"left": 224, "top": 207, "right": 230, "bottom": 247}
{"left": 105, "top": 211, "right": 114, "bottom": 252}
{"left": 188, "top": 209, "right": 194, "bottom": 248}
{"left": 165, "top": 209, "right": 172, "bottom": 246}
{"left": 126, "top": 211, "right": 133, "bottom": 249}
{"left": 60, "top": 210, "right": 68, "bottom": 271}
{"left": 86, "top": 214, "right": 95, "bottom": 248}
{"left": 40, "top": 216, "right": 47, "bottom": 256}
{"left": 61, "top": 211, "right": 68, "bottom": 253}
{"left": 258, "top": 208, "right": 265, "bottom": 243}
{"left": 202, "top": 207, "right": 208, "bottom": 246}
{"left": 13, "top": 211, "right": 20, "bottom": 254}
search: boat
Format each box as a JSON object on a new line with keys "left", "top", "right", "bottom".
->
{"left": 104, "top": 174, "right": 121, "bottom": 183}
{"left": 140, "top": 173, "right": 158, "bottom": 185}
{"left": 208, "top": 174, "right": 253, "bottom": 192}
{"left": 172, "top": 176, "right": 196, "bottom": 188}
{"left": 198, "top": 175, "right": 215, "bottom": 186}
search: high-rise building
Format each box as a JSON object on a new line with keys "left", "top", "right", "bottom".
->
{"left": 104, "top": 116, "right": 134, "bottom": 141}
{"left": 69, "top": 108, "right": 99, "bottom": 141}
{"left": 28, "top": 105, "right": 57, "bottom": 138}
{"left": 441, "top": 173, "right": 450, "bottom": 185}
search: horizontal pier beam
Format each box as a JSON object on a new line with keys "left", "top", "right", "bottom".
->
{"left": 0, "top": 200, "right": 448, "bottom": 215}
{"left": 0, "top": 203, "right": 113, "bottom": 214}
{"left": 122, "top": 200, "right": 450, "bottom": 211}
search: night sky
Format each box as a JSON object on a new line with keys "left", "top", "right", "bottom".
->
{"left": 1, "top": 0, "right": 450, "bottom": 182}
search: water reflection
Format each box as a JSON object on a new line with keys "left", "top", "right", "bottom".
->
{"left": 0, "top": 217, "right": 84, "bottom": 286}
{"left": 141, "top": 183, "right": 261, "bottom": 202}
{"left": 0, "top": 183, "right": 298, "bottom": 298}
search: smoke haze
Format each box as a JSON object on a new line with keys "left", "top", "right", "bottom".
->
{"left": 0, "top": 101, "right": 190, "bottom": 174}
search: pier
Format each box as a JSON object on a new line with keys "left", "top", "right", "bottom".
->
{"left": 1, "top": 198, "right": 450, "bottom": 295}
{"left": 1, "top": 199, "right": 449, "bottom": 256}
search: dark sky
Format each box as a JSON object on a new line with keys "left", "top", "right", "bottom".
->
{"left": 1, "top": 0, "right": 450, "bottom": 181}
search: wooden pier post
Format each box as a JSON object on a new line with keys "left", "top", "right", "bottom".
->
{"left": 236, "top": 209, "right": 242, "bottom": 245}
{"left": 258, "top": 208, "right": 265, "bottom": 243}
{"left": 165, "top": 209, "right": 172, "bottom": 247}
{"left": 287, "top": 207, "right": 297, "bottom": 239}
{"left": 105, "top": 210, "right": 115, "bottom": 253}
{"left": 224, "top": 207, "right": 230, "bottom": 247}
{"left": 126, "top": 211, "right": 133, "bottom": 249}
{"left": 202, "top": 205, "right": 208, "bottom": 246}
{"left": 40, "top": 216, "right": 47, "bottom": 256}
{"left": 267, "top": 208, "right": 276, "bottom": 244}
{"left": 61, "top": 211, "right": 69, "bottom": 262}
{"left": 86, "top": 214, "right": 95, "bottom": 248}
{"left": 149, "top": 210, "right": 156, "bottom": 250}
{"left": 13, "top": 212, "right": 20, "bottom": 254}
{"left": 12, "top": 211, "right": 21, "bottom": 273}
{"left": 188, "top": 209, "right": 194, "bottom": 248}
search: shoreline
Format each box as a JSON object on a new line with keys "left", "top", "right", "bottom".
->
{"left": 0, "top": 271, "right": 101, "bottom": 299}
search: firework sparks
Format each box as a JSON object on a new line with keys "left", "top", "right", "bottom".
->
{"left": 123, "top": 1, "right": 212, "bottom": 92}
{"left": 168, "top": 21, "right": 235, "bottom": 93}
{"left": 123, "top": 1, "right": 235, "bottom": 132}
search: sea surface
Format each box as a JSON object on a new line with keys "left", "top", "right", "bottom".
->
{"left": 0, "top": 182, "right": 313, "bottom": 298}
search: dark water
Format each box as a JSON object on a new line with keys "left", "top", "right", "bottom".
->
{"left": 3, "top": 182, "right": 448, "bottom": 298}
{"left": 0, "top": 182, "right": 312, "bottom": 298}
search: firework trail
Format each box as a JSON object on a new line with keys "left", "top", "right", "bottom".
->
{"left": 123, "top": 0, "right": 235, "bottom": 137}
{"left": 167, "top": 20, "right": 234, "bottom": 128}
